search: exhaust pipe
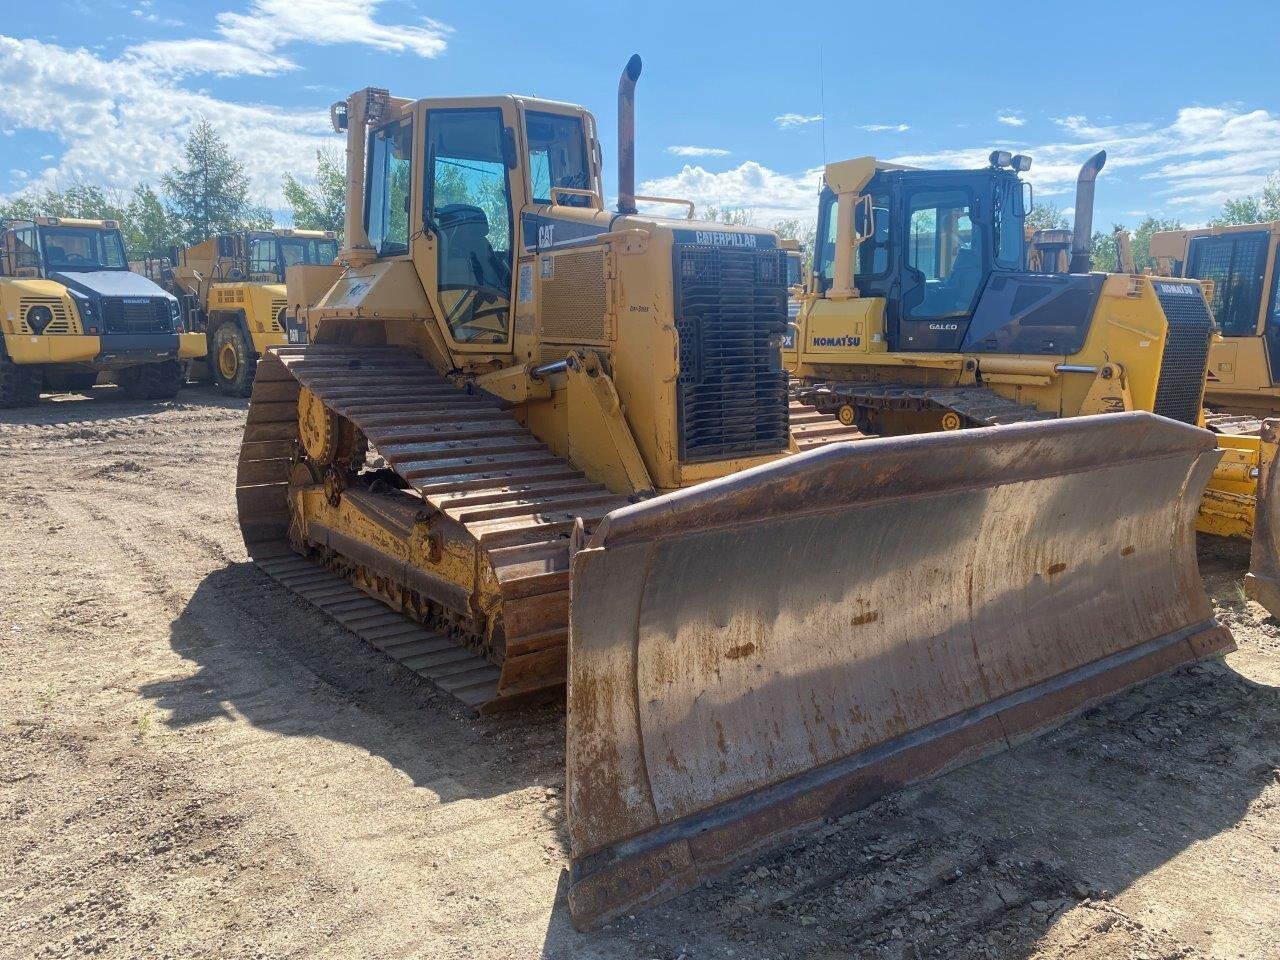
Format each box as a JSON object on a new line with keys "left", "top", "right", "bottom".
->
{"left": 1068, "top": 150, "right": 1106, "bottom": 273}
{"left": 616, "top": 54, "right": 643, "bottom": 216}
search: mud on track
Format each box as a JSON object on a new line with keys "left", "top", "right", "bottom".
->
{"left": 1, "top": 384, "right": 1278, "bottom": 960}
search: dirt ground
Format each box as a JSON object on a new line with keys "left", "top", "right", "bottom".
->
{"left": 1, "top": 384, "right": 1278, "bottom": 960}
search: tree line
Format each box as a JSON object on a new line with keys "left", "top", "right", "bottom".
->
{"left": 0, "top": 120, "right": 345, "bottom": 260}
{"left": 4, "top": 116, "right": 1280, "bottom": 266}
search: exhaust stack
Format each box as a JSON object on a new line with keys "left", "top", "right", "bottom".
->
{"left": 616, "top": 54, "right": 643, "bottom": 215}
{"left": 1069, "top": 150, "right": 1106, "bottom": 273}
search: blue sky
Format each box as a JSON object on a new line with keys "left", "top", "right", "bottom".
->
{"left": 3, "top": 0, "right": 1279, "bottom": 229}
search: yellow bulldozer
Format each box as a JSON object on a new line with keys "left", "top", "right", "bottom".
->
{"left": 234, "top": 59, "right": 1232, "bottom": 928}
{"left": 144, "top": 228, "right": 339, "bottom": 395}
{"left": 785, "top": 151, "right": 1280, "bottom": 602}
{"left": 0, "top": 216, "right": 204, "bottom": 406}
{"left": 1149, "top": 220, "right": 1280, "bottom": 608}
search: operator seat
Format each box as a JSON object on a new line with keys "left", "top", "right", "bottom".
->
{"left": 437, "top": 203, "right": 509, "bottom": 292}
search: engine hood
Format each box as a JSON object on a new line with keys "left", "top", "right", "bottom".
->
{"left": 53, "top": 270, "right": 176, "bottom": 301}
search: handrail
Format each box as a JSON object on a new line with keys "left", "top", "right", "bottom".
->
{"left": 632, "top": 195, "right": 695, "bottom": 219}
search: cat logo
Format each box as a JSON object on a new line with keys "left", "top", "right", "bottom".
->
{"left": 538, "top": 223, "right": 555, "bottom": 248}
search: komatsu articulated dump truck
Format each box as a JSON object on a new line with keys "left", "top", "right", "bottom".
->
{"left": 0, "top": 217, "right": 203, "bottom": 406}
{"left": 233, "top": 59, "right": 1231, "bottom": 928}
{"left": 144, "top": 228, "right": 339, "bottom": 395}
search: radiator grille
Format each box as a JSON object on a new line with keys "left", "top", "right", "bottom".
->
{"left": 673, "top": 245, "right": 789, "bottom": 461}
{"left": 1151, "top": 282, "right": 1213, "bottom": 425}
{"left": 270, "top": 299, "right": 287, "bottom": 332}
{"left": 101, "top": 297, "right": 171, "bottom": 334}
{"left": 540, "top": 249, "right": 609, "bottom": 343}
{"left": 18, "top": 297, "right": 76, "bottom": 335}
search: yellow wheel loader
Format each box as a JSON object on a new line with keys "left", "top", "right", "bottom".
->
{"left": 1149, "top": 221, "right": 1280, "bottom": 609}
{"left": 143, "top": 229, "right": 339, "bottom": 395}
{"left": 235, "top": 60, "right": 1231, "bottom": 928}
{"left": 0, "top": 217, "right": 204, "bottom": 406}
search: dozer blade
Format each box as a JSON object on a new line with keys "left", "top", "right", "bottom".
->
{"left": 565, "top": 412, "right": 1233, "bottom": 929}
{"left": 1246, "top": 419, "right": 1280, "bottom": 615}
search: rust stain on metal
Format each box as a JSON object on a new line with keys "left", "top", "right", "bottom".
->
{"left": 1046, "top": 562, "right": 1068, "bottom": 576}
{"left": 724, "top": 642, "right": 756, "bottom": 660}
{"left": 1121, "top": 545, "right": 1136, "bottom": 556}
{"left": 850, "top": 610, "right": 879, "bottom": 626}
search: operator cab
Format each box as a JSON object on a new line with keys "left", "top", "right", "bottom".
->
{"left": 245, "top": 230, "right": 339, "bottom": 282}
{"left": 3, "top": 217, "right": 129, "bottom": 278}
{"left": 814, "top": 154, "right": 1106, "bottom": 356}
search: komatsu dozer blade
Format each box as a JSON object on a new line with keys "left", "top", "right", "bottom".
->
{"left": 1246, "top": 419, "right": 1280, "bottom": 615}
{"left": 565, "top": 411, "right": 1233, "bottom": 929}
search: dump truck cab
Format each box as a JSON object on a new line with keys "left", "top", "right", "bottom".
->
{"left": 789, "top": 153, "right": 1214, "bottom": 434}
{"left": 1151, "top": 221, "right": 1280, "bottom": 417}
{"left": 147, "top": 227, "right": 339, "bottom": 395}
{"left": 0, "top": 216, "right": 202, "bottom": 407}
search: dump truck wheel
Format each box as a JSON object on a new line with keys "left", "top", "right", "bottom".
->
{"left": 118, "top": 360, "right": 184, "bottom": 401}
{"left": 0, "top": 354, "right": 41, "bottom": 408}
{"left": 212, "top": 324, "right": 256, "bottom": 397}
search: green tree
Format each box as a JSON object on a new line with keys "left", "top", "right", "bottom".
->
{"left": 0, "top": 183, "right": 124, "bottom": 222}
{"left": 772, "top": 217, "right": 816, "bottom": 271}
{"left": 121, "top": 184, "right": 177, "bottom": 259}
{"left": 162, "top": 118, "right": 271, "bottom": 244}
{"left": 699, "top": 207, "right": 756, "bottom": 226}
{"left": 282, "top": 150, "right": 345, "bottom": 236}
{"left": 1130, "top": 215, "right": 1182, "bottom": 273}
{"left": 1090, "top": 230, "right": 1118, "bottom": 272}
{"left": 1208, "top": 175, "right": 1280, "bottom": 226}
{"left": 1025, "top": 202, "right": 1070, "bottom": 231}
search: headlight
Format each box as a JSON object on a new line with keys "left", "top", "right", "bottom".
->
{"left": 26, "top": 305, "right": 53, "bottom": 334}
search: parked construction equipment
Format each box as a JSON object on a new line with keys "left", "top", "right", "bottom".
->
{"left": 0, "top": 217, "right": 204, "bottom": 407}
{"left": 144, "top": 229, "right": 338, "bottom": 395}
{"left": 233, "top": 60, "right": 1232, "bottom": 928}
{"left": 1150, "top": 221, "right": 1280, "bottom": 607}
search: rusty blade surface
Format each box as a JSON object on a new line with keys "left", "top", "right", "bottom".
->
{"left": 565, "top": 412, "right": 1233, "bottom": 929}
{"left": 1246, "top": 419, "right": 1280, "bottom": 615}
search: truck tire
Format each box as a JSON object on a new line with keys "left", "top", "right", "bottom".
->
{"left": 118, "top": 359, "right": 184, "bottom": 401}
{"left": 0, "top": 353, "right": 41, "bottom": 408}
{"left": 212, "top": 323, "right": 256, "bottom": 397}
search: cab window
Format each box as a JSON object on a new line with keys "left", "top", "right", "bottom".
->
{"left": 426, "top": 108, "right": 514, "bottom": 345}
{"left": 248, "top": 235, "right": 278, "bottom": 276}
{"left": 526, "top": 111, "right": 590, "bottom": 206}
{"left": 904, "top": 189, "right": 983, "bottom": 319}
{"left": 13, "top": 227, "right": 39, "bottom": 272}
{"left": 366, "top": 118, "right": 414, "bottom": 258}
{"left": 1187, "top": 232, "right": 1269, "bottom": 336}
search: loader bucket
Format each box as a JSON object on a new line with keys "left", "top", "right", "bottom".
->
{"left": 1246, "top": 419, "right": 1280, "bottom": 615}
{"left": 565, "top": 412, "right": 1233, "bottom": 929}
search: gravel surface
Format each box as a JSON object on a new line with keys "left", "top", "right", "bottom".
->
{"left": 1, "top": 384, "right": 1278, "bottom": 959}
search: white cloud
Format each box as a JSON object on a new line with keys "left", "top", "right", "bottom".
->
{"left": 895, "top": 105, "right": 1280, "bottom": 214}
{"left": 775, "top": 113, "right": 822, "bottom": 129}
{"left": 0, "top": 35, "right": 335, "bottom": 206}
{"left": 666, "top": 145, "right": 731, "bottom": 158}
{"left": 859, "top": 123, "right": 909, "bottom": 133}
{"left": 0, "top": 1, "right": 451, "bottom": 206}
{"left": 997, "top": 113, "right": 1025, "bottom": 127}
{"left": 638, "top": 161, "right": 821, "bottom": 224}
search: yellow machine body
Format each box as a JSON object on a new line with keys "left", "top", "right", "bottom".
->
{"left": 143, "top": 228, "right": 339, "bottom": 395}
{"left": 234, "top": 71, "right": 1232, "bottom": 929}
{"left": 0, "top": 216, "right": 202, "bottom": 406}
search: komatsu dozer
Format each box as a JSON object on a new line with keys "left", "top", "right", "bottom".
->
{"left": 234, "top": 60, "right": 1232, "bottom": 928}
{"left": 1150, "top": 221, "right": 1280, "bottom": 609}
{"left": 141, "top": 228, "right": 339, "bottom": 395}
{"left": 0, "top": 217, "right": 204, "bottom": 406}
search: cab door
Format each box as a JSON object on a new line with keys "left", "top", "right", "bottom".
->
{"left": 420, "top": 103, "right": 520, "bottom": 353}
